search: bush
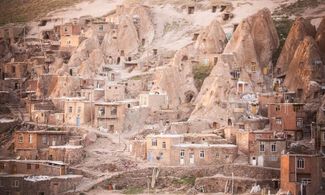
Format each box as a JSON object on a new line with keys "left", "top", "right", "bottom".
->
{"left": 272, "top": 18, "right": 294, "bottom": 65}
{"left": 123, "top": 187, "right": 144, "bottom": 194}
{"left": 193, "top": 64, "right": 213, "bottom": 90}
{"left": 172, "top": 176, "right": 196, "bottom": 186}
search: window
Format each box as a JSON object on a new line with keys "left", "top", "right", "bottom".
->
{"left": 151, "top": 138, "right": 157, "bottom": 146}
{"left": 275, "top": 105, "right": 280, "bottom": 111}
{"left": 180, "top": 150, "right": 185, "bottom": 158}
{"left": 269, "top": 156, "right": 277, "bottom": 161}
{"left": 0, "top": 179, "right": 3, "bottom": 187}
{"left": 251, "top": 63, "right": 256, "bottom": 72}
{"left": 98, "top": 107, "right": 105, "bottom": 116}
{"left": 29, "top": 134, "right": 32, "bottom": 144}
{"left": 99, "top": 25, "right": 103, "bottom": 31}
{"left": 0, "top": 163, "right": 4, "bottom": 169}
{"left": 42, "top": 135, "right": 47, "bottom": 144}
{"left": 27, "top": 164, "right": 31, "bottom": 169}
{"left": 39, "top": 192, "right": 45, "bottom": 195}
{"left": 271, "top": 142, "right": 276, "bottom": 152}
{"left": 296, "top": 118, "right": 303, "bottom": 128}
{"left": 12, "top": 180, "right": 19, "bottom": 188}
{"left": 162, "top": 141, "right": 166, "bottom": 149}
{"left": 77, "top": 107, "right": 81, "bottom": 113}
{"left": 297, "top": 158, "right": 305, "bottom": 169}
{"left": 276, "top": 118, "right": 282, "bottom": 125}
{"left": 18, "top": 134, "right": 23, "bottom": 143}
{"left": 200, "top": 151, "right": 205, "bottom": 158}
{"left": 68, "top": 106, "right": 72, "bottom": 113}
{"left": 111, "top": 106, "right": 117, "bottom": 115}
{"left": 216, "top": 153, "right": 219, "bottom": 158}
{"left": 35, "top": 164, "right": 39, "bottom": 169}
{"left": 260, "top": 142, "right": 265, "bottom": 152}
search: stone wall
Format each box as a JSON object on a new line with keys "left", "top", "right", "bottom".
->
{"left": 99, "top": 165, "right": 280, "bottom": 192}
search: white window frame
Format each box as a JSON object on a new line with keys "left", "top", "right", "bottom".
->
{"left": 29, "top": 134, "right": 33, "bottom": 144}
{"left": 12, "top": 180, "right": 19, "bottom": 188}
{"left": 180, "top": 150, "right": 185, "bottom": 159}
{"left": 297, "top": 158, "right": 305, "bottom": 169}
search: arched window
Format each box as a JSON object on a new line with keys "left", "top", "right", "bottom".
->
{"left": 297, "top": 158, "right": 305, "bottom": 169}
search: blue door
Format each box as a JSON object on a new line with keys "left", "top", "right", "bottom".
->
{"left": 76, "top": 115, "right": 80, "bottom": 127}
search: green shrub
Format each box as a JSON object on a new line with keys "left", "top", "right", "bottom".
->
{"left": 123, "top": 187, "right": 144, "bottom": 194}
{"left": 172, "top": 176, "right": 196, "bottom": 186}
{"left": 193, "top": 64, "right": 213, "bottom": 90}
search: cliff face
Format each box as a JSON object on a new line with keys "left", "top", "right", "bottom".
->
{"left": 284, "top": 37, "right": 324, "bottom": 100}
{"left": 275, "top": 17, "right": 316, "bottom": 74}
{"left": 102, "top": 4, "right": 154, "bottom": 61}
{"left": 190, "top": 8, "right": 279, "bottom": 125}
{"left": 194, "top": 20, "right": 227, "bottom": 55}
{"left": 316, "top": 17, "right": 325, "bottom": 62}
{"left": 155, "top": 19, "right": 227, "bottom": 109}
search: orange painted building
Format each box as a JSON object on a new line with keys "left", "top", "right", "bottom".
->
{"left": 280, "top": 154, "right": 321, "bottom": 195}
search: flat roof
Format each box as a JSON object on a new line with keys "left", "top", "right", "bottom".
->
{"left": 15, "top": 130, "right": 69, "bottom": 135}
{"left": 49, "top": 145, "right": 83, "bottom": 149}
{"left": 147, "top": 134, "right": 183, "bottom": 138}
{"left": 0, "top": 159, "right": 66, "bottom": 165}
{"left": 173, "top": 143, "right": 237, "bottom": 148}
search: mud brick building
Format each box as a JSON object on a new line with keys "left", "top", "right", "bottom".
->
{"left": 139, "top": 92, "right": 168, "bottom": 111}
{"left": 94, "top": 101, "right": 127, "bottom": 132}
{"left": 64, "top": 97, "right": 92, "bottom": 126}
{"left": 249, "top": 138, "right": 286, "bottom": 168}
{"left": 3, "top": 61, "right": 29, "bottom": 79}
{"left": 14, "top": 130, "right": 69, "bottom": 159}
{"left": 146, "top": 134, "right": 184, "bottom": 165}
{"left": 130, "top": 139, "right": 147, "bottom": 160}
{"left": 268, "top": 103, "right": 305, "bottom": 140}
{"left": 59, "top": 22, "right": 82, "bottom": 49}
{"left": 280, "top": 154, "right": 322, "bottom": 195}
{"left": 105, "top": 83, "right": 126, "bottom": 102}
{"left": 171, "top": 143, "right": 238, "bottom": 166}
{"left": 0, "top": 160, "right": 68, "bottom": 176}
{"left": 146, "top": 134, "right": 238, "bottom": 166}
{"left": 0, "top": 160, "right": 82, "bottom": 195}
{"left": 48, "top": 145, "right": 84, "bottom": 164}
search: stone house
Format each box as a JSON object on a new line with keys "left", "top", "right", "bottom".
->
{"left": 105, "top": 83, "right": 126, "bottom": 102}
{"left": 3, "top": 61, "right": 29, "bottom": 79}
{"left": 94, "top": 101, "right": 127, "bottom": 132}
{"left": 14, "top": 130, "right": 69, "bottom": 160}
{"left": 249, "top": 138, "right": 287, "bottom": 168}
{"left": 280, "top": 154, "right": 322, "bottom": 195}
{"left": 130, "top": 140, "right": 147, "bottom": 160}
{"left": 59, "top": 22, "right": 82, "bottom": 49}
{"left": 0, "top": 174, "right": 82, "bottom": 195}
{"left": 64, "top": 97, "right": 92, "bottom": 126}
{"left": 139, "top": 92, "right": 168, "bottom": 111}
{"left": 171, "top": 143, "right": 238, "bottom": 166}
{"left": 48, "top": 145, "right": 84, "bottom": 164}
{"left": 0, "top": 24, "right": 25, "bottom": 43}
{"left": 146, "top": 134, "right": 183, "bottom": 165}
{"left": 146, "top": 134, "right": 237, "bottom": 166}
{"left": 268, "top": 103, "right": 305, "bottom": 140}
{"left": 0, "top": 160, "right": 67, "bottom": 176}
{"left": 0, "top": 159, "right": 82, "bottom": 195}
